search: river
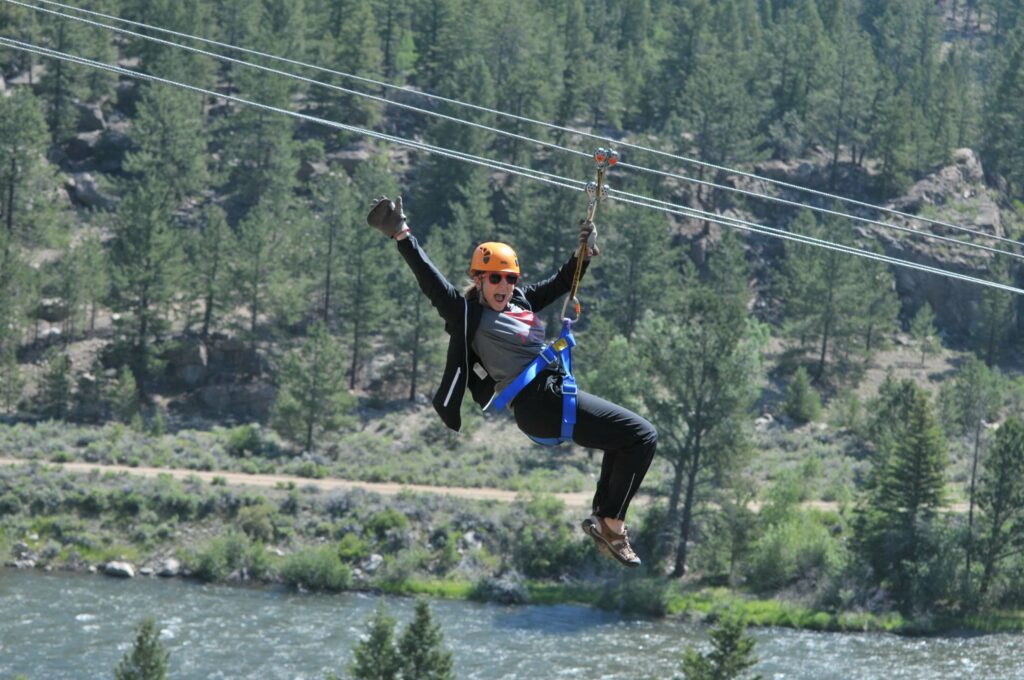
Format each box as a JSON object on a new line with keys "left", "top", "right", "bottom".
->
{"left": 2, "top": 570, "right": 1023, "bottom": 679}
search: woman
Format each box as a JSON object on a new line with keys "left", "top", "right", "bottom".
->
{"left": 367, "top": 195, "right": 657, "bottom": 567}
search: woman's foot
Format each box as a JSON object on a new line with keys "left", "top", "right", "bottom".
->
{"left": 581, "top": 515, "right": 641, "bottom": 568}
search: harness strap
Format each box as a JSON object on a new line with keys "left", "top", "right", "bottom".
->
{"left": 488, "top": 320, "right": 578, "bottom": 446}
{"left": 488, "top": 322, "right": 576, "bottom": 412}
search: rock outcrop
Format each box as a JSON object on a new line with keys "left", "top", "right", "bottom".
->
{"left": 874, "top": 149, "right": 1008, "bottom": 339}
{"left": 103, "top": 561, "right": 136, "bottom": 578}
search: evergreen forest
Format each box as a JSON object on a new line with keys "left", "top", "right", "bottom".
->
{"left": 3, "top": 0, "right": 1024, "bottom": 635}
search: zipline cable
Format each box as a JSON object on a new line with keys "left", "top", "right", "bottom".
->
{"left": 12, "top": 0, "right": 1019, "bottom": 255}
{"left": 2, "top": 35, "right": 1021, "bottom": 298}
{"left": 0, "top": 37, "right": 584, "bottom": 193}
{"left": 13, "top": 0, "right": 1018, "bottom": 251}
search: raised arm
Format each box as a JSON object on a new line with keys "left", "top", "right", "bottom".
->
{"left": 523, "top": 219, "right": 599, "bottom": 312}
{"left": 367, "top": 196, "right": 463, "bottom": 326}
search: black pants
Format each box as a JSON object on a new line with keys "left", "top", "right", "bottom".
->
{"left": 513, "top": 371, "right": 657, "bottom": 521}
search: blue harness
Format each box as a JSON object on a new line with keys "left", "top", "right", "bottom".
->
{"left": 488, "top": 319, "right": 577, "bottom": 446}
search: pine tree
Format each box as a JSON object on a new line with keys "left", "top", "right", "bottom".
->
{"left": 680, "top": 37, "right": 764, "bottom": 216}
{"left": 347, "top": 604, "right": 401, "bottom": 680}
{"left": 681, "top": 613, "right": 762, "bottom": 680}
{"left": 872, "top": 88, "right": 915, "bottom": 197}
{"left": 909, "top": 302, "right": 939, "bottom": 367}
{"left": 638, "top": 287, "right": 766, "bottom": 576}
{"left": 37, "top": 349, "right": 72, "bottom": 420}
{"left": 765, "top": 0, "right": 830, "bottom": 123}
{"left": 218, "top": 16, "right": 300, "bottom": 218}
{"left": 37, "top": 11, "right": 90, "bottom": 143}
{"left": 971, "top": 259, "right": 1015, "bottom": 366}
{"left": 187, "top": 205, "right": 232, "bottom": 339}
{"left": 0, "top": 342, "right": 22, "bottom": 413}
{"left": 122, "top": 0, "right": 216, "bottom": 82}
{"left": 783, "top": 366, "right": 822, "bottom": 425}
{"left": 983, "top": 27, "right": 1024, "bottom": 198}
{"left": 599, "top": 204, "right": 682, "bottom": 340}
{"left": 75, "top": 231, "right": 108, "bottom": 336}
{"left": 940, "top": 358, "right": 1003, "bottom": 592}
{"left": 231, "top": 205, "right": 273, "bottom": 338}
{"left": 113, "top": 617, "right": 169, "bottom": 680}
{"left": 781, "top": 211, "right": 868, "bottom": 380}
{"left": 272, "top": 321, "right": 354, "bottom": 452}
{"left": 397, "top": 599, "right": 454, "bottom": 680}
{"left": 978, "top": 417, "right": 1024, "bottom": 596}
{"left": 123, "top": 85, "right": 208, "bottom": 206}
{"left": 0, "top": 88, "right": 49, "bottom": 261}
{"left": 110, "top": 365, "right": 139, "bottom": 424}
{"left": 108, "top": 176, "right": 183, "bottom": 396}
{"left": 861, "top": 384, "right": 947, "bottom": 609}
{"left": 810, "top": 2, "right": 877, "bottom": 188}
{"left": 342, "top": 157, "right": 399, "bottom": 389}
{"left": 318, "top": 0, "right": 383, "bottom": 129}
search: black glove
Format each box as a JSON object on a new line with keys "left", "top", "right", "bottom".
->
{"left": 367, "top": 195, "right": 408, "bottom": 238}
{"left": 578, "top": 219, "right": 600, "bottom": 258}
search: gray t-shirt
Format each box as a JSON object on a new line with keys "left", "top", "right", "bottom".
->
{"left": 472, "top": 298, "right": 549, "bottom": 392}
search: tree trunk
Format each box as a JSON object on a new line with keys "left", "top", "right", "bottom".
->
{"left": 322, "top": 221, "right": 336, "bottom": 324}
{"left": 964, "top": 420, "right": 983, "bottom": 589}
{"left": 673, "top": 437, "right": 703, "bottom": 578}
{"left": 409, "top": 296, "right": 421, "bottom": 401}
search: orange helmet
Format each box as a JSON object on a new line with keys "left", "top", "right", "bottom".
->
{"left": 470, "top": 242, "right": 519, "bottom": 275}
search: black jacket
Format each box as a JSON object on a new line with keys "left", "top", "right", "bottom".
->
{"left": 397, "top": 234, "right": 588, "bottom": 431}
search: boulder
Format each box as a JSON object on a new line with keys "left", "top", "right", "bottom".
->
{"left": 892, "top": 149, "right": 988, "bottom": 214}
{"left": 139, "top": 566, "right": 155, "bottom": 577}
{"left": 75, "top": 100, "right": 106, "bottom": 132}
{"left": 35, "top": 297, "right": 69, "bottom": 323}
{"left": 104, "top": 561, "right": 136, "bottom": 578}
{"left": 327, "top": 146, "right": 373, "bottom": 174}
{"left": 163, "top": 338, "right": 209, "bottom": 388}
{"left": 7, "top": 559, "right": 36, "bottom": 569}
{"left": 13, "top": 541, "right": 33, "bottom": 560}
{"left": 362, "top": 553, "right": 384, "bottom": 573}
{"left": 207, "top": 337, "right": 263, "bottom": 377}
{"left": 66, "top": 130, "right": 103, "bottom": 162}
{"left": 754, "top": 413, "right": 775, "bottom": 432}
{"left": 196, "top": 383, "right": 276, "bottom": 420}
{"left": 875, "top": 149, "right": 1007, "bottom": 340}
{"left": 297, "top": 159, "right": 329, "bottom": 182}
{"left": 67, "top": 172, "right": 119, "bottom": 211}
{"left": 474, "top": 572, "right": 528, "bottom": 605}
{"left": 158, "top": 557, "right": 182, "bottom": 577}
{"left": 8, "top": 64, "right": 45, "bottom": 86}
{"left": 94, "top": 129, "right": 132, "bottom": 173}
{"left": 458, "top": 530, "right": 483, "bottom": 552}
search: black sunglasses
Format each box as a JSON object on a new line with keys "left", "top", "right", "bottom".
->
{"left": 486, "top": 272, "right": 519, "bottom": 285}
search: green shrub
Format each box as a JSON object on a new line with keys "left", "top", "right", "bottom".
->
{"left": 377, "top": 547, "right": 430, "bottom": 589}
{"left": 597, "top": 577, "right": 672, "bottom": 617}
{"left": 368, "top": 508, "right": 410, "bottom": 538}
{"left": 512, "top": 494, "right": 585, "bottom": 578}
{"left": 280, "top": 547, "right": 352, "bottom": 592}
{"left": 746, "top": 515, "right": 846, "bottom": 592}
{"left": 784, "top": 367, "right": 822, "bottom": 424}
{"left": 237, "top": 504, "right": 278, "bottom": 542}
{"left": 338, "top": 532, "right": 370, "bottom": 563}
{"left": 0, "top": 492, "right": 22, "bottom": 516}
{"left": 225, "top": 425, "right": 262, "bottom": 457}
{"left": 190, "top": 533, "right": 268, "bottom": 582}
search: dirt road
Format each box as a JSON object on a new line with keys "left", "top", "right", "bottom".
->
{"left": 0, "top": 457, "right": 595, "bottom": 509}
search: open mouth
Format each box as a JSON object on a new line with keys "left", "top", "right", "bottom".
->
{"left": 494, "top": 293, "right": 507, "bottom": 304}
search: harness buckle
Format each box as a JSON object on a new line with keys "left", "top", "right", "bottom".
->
{"left": 561, "top": 380, "right": 577, "bottom": 396}
{"left": 540, "top": 346, "right": 558, "bottom": 364}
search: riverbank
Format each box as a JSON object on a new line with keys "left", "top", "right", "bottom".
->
{"left": 2, "top": 460, "right": 1022, "bottom": 637}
